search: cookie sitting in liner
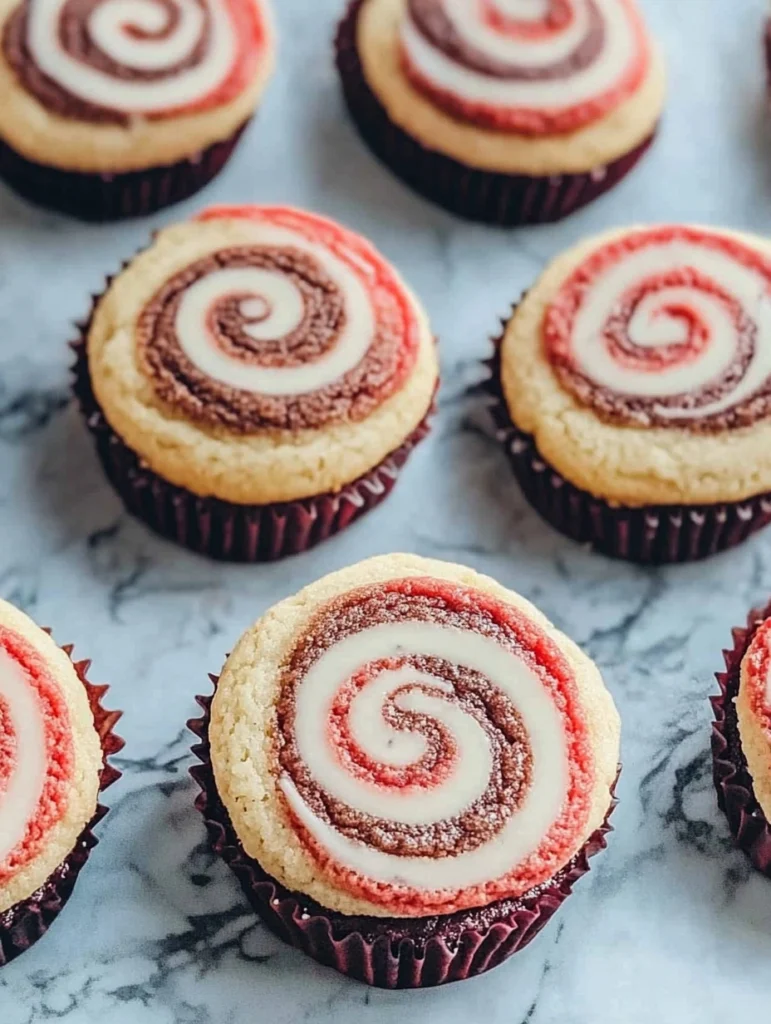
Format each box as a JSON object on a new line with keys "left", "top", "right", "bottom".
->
{"left": 0, "top": 0, "right": 275, "bottom": 219}
{"left": 336, "top": 0, "right": 665, "bottom": 225}
{"left": 191, "top": 553, "right": 620, "bottom": 988}
{"left": 74, "top": 204, "right": 439, "bottom": 561}
{"left": 488, "top": 224, "right": 771, "bottom": 562}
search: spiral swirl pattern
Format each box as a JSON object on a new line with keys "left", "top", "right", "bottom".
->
{"left": 274, "top": 578, "right": 594, "bottom": 916}
{"left": 0, "top": 627, "right": 74, "bottom": 886}
{"left": 544, "top": 226, "right": 771, "bottom": 431}
{"left": 3, "top": 0, "right": 268, "bottom": 123}
{"left": 138, "top": 206, "right": 421, "bottom": 432}
{"left": 400, "top": 0, "right": 650, "bottom": 134}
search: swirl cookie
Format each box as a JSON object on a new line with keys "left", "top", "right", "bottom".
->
{"left": 335, "top": 0, "right": 664, "bottom": 225}
{"left": 73, "top": 204, "right": 438, "bottom": 561}
{"left": 713, "top": 600, "right": 771, "bottom": 879}
{"left": 191, "top": 554, "right": 620, "bottom": 987}
{"left": 488, "top": 224, "right": 771, "bottom": 562}
{"left": 0, "top": 0, "right": 274, "bottom": 219}
{"left": 0, "top": 600, "right": 122, "bottom": 967}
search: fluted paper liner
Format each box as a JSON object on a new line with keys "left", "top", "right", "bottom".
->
{"left": 711, "top": 599, "right": 771, "bottom": 877}
{"left": 335, "top": 0, "right": 656, "bottom": 227}
{"left": 483, "top": 321, "right": 771, "bottom": 563}
{"left": 0, "top": 121, "right": 249, "bottom": 222}
{"left": 189, "top": 679, "right": 617, "bottom": 989}
{"left": 0, "top": 641, "right": 123, "bottom": 967}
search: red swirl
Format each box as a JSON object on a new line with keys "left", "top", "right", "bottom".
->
{"left": 741, "top": 618, "right": 771, "bottom": 736}
{"left": 602, "top": 269, "right": 724, "bottom": 372}
{"left": 481, "top": 0, "right": 575, "bottom": 38}
{"left": 0, "top": 626, "right": 74, "bottom": 886}
{"left": 0, "top": 696, "right": 16, "bottom": 800}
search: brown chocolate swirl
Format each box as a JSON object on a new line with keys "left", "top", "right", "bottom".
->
{"left": 138, "top": 241, "right": 415, "bottom": 434}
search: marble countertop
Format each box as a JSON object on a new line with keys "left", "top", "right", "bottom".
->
{"left": 3, "top": 0, "right": 771, "bottom": 1020}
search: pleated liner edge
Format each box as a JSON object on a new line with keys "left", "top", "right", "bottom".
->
{"left": 711, "top": 598, "right": 771, "bottom": 877}
{"left": 188, "top": 680, "right": 618, "bottom": 989}
{"left": 0, "top": 121, "right": 250, "bottom": 222}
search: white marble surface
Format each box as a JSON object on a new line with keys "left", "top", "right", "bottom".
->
{"left": 2, "top": 0, "right": 771, "bottom": 1020}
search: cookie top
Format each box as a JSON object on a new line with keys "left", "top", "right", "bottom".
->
{"left": 0, "top": 600, "right": 102, "bottom": 914}
{"left": 0, "top": 0, "right": 274, "bottom": 172}
{"left": 356, "top": 0, "right": 665, "bottom": 175}
{"left": 87, "top": 205, "right": 438, "bottom": 505}
{"left": 737, "top": 617, "right": 771, "bottom": 822}
{"left": 210, "top": 554, "right": 619, "bottom": 919}
{"left": 500, "top": 224, "right": 771, "bottom": 507}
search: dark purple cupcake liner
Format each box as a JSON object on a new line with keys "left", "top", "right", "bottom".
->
{"left": 0, "top": 642, "right": 123, "bottom": 967}
{"left": 0, "top": 120, "right": 249, "bottom": 222}
{"left": 189, "top": 681, "right": 617, "bottom": 989}
{"left": 711, "top": 599, "right": 771, "bottom": 877}
{"left": 334, "top": 0, "right": 656, "bottom": 227}
{"left": 483, "top": 323, "right": 771, "bottom": 563}
{"left": 71, "top": 315, "right": 434, "bottom": 562}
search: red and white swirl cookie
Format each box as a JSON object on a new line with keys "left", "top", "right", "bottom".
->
{"left": 737, "top": 617, "right": 771, "bottom": 824}
{"left": 86, "top": 204, "right": 438, "bottom": 508}
{"left": 400, "top": 0, "right": 651, "bottom": 134}
{"left": 209, "top": 555, "right": 620, "bottom": 918}
{"left": 500, "top": 225, "right": 771, "bottom": 511}
{"left": 0, "top": 600, "right": 102, "bottom": 916}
